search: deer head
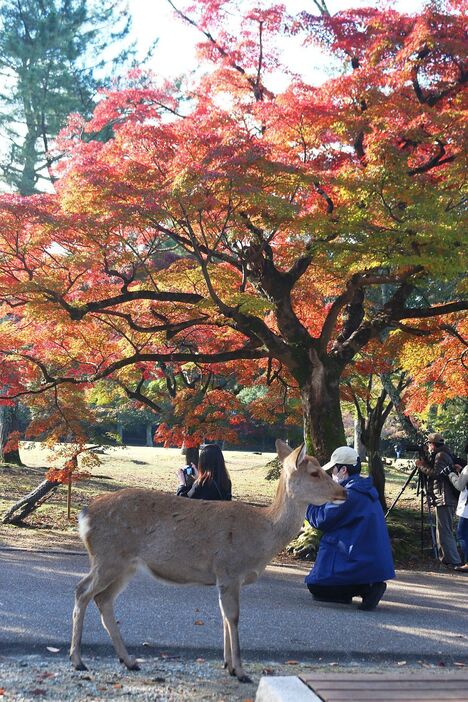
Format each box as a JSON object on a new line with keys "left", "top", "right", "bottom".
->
{"left": 276, "top": 439, "right": 347, "bottom": 506}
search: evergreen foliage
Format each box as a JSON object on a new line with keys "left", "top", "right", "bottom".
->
{"left": 0, "top": 0, "right": 135, "bottom": 194}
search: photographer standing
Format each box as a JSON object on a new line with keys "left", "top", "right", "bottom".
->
{"left": 416, "top": 433, "right": 462, "bottom": 569}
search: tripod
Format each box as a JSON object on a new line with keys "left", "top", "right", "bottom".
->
{"left": 385, "top": 461, "right": 438, "bottom": 559}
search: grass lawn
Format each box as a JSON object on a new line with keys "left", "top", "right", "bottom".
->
{"left": 0, "top": 442, "right": 442, "bottom": 569}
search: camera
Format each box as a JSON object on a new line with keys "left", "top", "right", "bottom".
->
{"left": 182, "top": 464, "right": 196, "bottom": 487}
{"left": 403, "top": 442, "right": 429, "bottom": 461}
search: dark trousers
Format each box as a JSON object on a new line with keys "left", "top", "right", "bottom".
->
{"left": 307, "top": 583, "right": 371, "bottom": 603}
{"left": 457, "top": 517, "right": 468, "bottom": 562}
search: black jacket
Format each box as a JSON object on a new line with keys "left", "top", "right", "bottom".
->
{"left": 177, "top": 478, "right": 232, "bottom": 501}
{"left": 418, "top": 448, "right": 459, "bottom": 507}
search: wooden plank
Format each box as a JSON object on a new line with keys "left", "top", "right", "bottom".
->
{"left": 308, "top": 690, "right": 467, "bottom": 702}
{"left": 307, "top": 690, "right": 464, "bottom": 701}
{"left": 300, "top": 672, "right": 468, "bottom": 702}
{"left": 305, "top": 680, "right": 464, "bottom": 689}
{"left": 301, "top": 672, "right": 468, "bottom": 683}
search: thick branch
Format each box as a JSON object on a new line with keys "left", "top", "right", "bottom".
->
{"left": 394, "top": 301, "right": 468, "bottom": 320}
{"left": 42, "top": 289, "right": 204, "bottom": 321}
{"left": 1, "top": 345, "right": 268, "bottom": 400}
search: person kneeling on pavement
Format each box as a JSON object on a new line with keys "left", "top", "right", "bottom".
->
{"left": 305, "top": 446, "right": 395, "bottom": 611}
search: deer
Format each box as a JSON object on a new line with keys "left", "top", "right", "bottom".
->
{"left": 70, "top": 440, "right": 346, "bottom": 682}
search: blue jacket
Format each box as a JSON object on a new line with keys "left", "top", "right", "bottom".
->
{"left": 305, "top": 475, "right": 395, "bottom": 586}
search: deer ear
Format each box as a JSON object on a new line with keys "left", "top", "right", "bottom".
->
{"left": 276, "top": 439, "right": 293, "bottom": 462}
{"left": 295, "top": 443, "right": 307, "bottom": 468}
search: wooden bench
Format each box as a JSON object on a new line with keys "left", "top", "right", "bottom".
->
{"left": 300, "top": 671, "right": 468, "bottom": 701}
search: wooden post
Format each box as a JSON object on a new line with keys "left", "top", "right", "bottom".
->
{"left": 67, "top": 474, "right": 72, "bottom": 520}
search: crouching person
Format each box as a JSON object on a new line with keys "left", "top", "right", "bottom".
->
{"left": 305, "top": 446, "right": 395, "bottom": 611}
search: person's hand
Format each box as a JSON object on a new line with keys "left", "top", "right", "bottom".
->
{"left": 176, "top": 467, "right": 186, "bottom": 485}
{"left": 415, "top": 459, "right": 424, "bottom": 469}
{"left": 454, "top": 464, "right": 463, "bottom": 474}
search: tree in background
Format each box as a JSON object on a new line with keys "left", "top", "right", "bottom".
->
{"left": 0, "top": 0, "right": 139, "bottom": 463}
{"left": 0, "top": 0, "right": 466, "bottom": 464}
{"left": 0, "top": 0, "right": 135, "bottom": 195}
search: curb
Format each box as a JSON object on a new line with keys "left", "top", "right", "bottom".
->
{"left": 256, "top": 676, "right": 320, "bottom": 701}
{"left": 0, "top": 546, "right": 86, "bottom": 556}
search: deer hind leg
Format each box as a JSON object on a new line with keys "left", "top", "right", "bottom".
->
{"left": 70, "top": 571, "right": 95, "bottom": 670}
{"left": 70, "top": 562, "right": 137, "bottom": 671}
{"left": 93, "top": 570, "right": 139, "bottom": 671}
{"left": 217, "top": 581, "right": 251, "bottom": 683}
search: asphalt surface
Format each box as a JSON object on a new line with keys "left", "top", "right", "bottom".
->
{"left": 1, "top": 549, "right": 467, "bottom": 665}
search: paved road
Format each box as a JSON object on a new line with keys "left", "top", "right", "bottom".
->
{"left": 1, "top": 549, "right": 467, "bottom": 665}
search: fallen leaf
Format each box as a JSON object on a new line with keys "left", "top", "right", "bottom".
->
{"left": 0, "top": 689, "right": 5, "bottom": 696}
{"left": 285, "top": 660, "right": 298, "bottom": 665}
{"left": 46, "top": 647, "right": 60, "bottom": 653}
{"left": 261, "top": 668, "right": 275, "bottom": 676}
{"left": 454, "top": 662, "right": 465, "bottom": 667}
{"left": 113, "top": 683, "right": 122, "bottom": 688}
{"left": 196, "top": 657, "right": 205, "bottom": 663}
{"left": 30, "top": 690, "right": 47, "bottom": 697}
{"left": 194, "top": 619, "right": 205, "bottom": 626}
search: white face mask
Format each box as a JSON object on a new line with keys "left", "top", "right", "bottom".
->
{"left": 332, "top": 466, "right": 345, "bottom": 483}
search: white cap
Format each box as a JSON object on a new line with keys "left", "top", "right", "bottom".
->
{"left": 322, "top": 446, "right": 359, "bottom": 471}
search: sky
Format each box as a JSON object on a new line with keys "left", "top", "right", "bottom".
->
{"left": 128, "top": 0, "right": 427, "bottom": 85}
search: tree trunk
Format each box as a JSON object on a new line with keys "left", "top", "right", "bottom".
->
{"left": 2, "top": 479, "right": 61, "bottom": 525}
{"left": 0, "top": 404, "right": 24, "bottom": 466}
{"left": 301, "top": 361, "right": 346, "bottom": 463}
{"left": 362, "top": 406, "right": 388, "bottom": 511}
{"left": 368, "top": 452, "right": 387, "bottom": 511}
{"left": 19, "top": 116, "right": 39, "bottom": 196}
{"left": 353, "top": 418, "right": 367, "bottom": 460}
{"left": 145, "top": 423, "right": 153, "bottom": 447}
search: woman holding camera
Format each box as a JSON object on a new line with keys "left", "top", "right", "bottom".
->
{"left": 176, "top": 443, "right": 232, "bottom": 501}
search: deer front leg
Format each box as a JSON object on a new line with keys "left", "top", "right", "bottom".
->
{"left": 70, "top": 573, "right": 94, "bottom": 670}
{"left": 217, "top": 581, "right": 251, "bottom": 683}
{"left": 222, "top": 615, "right": 232, "bottom": 672}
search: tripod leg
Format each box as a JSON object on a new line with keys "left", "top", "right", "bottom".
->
{"left": 425, "top": 497, "right": 439, "bottom": 560}
{"left": 385, "top": 466, "right": 418, "bottom": 518}
{"left": 420, "top": 487, "right": 425, "bottom": 554}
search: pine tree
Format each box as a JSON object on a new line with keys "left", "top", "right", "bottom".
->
{"left": 0, "top": 0, "right": 135, "bottom": 195}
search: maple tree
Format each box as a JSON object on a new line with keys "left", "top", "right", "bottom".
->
{"left": 0, "top": 0, "right": 466, "bottom": 462}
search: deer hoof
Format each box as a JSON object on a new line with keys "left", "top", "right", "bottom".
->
{"left": 125, "top": 659, "right": 141, "bottom": 671}
{"left": 237, "top": 673, "right": 252, "bottom": 684}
